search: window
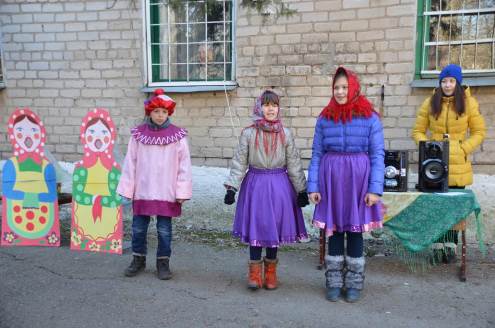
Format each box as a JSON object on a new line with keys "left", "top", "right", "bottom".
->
{"left": 416, "top": 0, "right": 495, "bottom": 78}
{"left": 145, "top": 0, "right": 236, "bottom": 90}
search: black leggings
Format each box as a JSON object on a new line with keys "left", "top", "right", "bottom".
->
{"left": 249, "top": 246, "right": 277, "bottom": 261}
{"left": 328, "top": 232, "right": 363, "bottom": 258}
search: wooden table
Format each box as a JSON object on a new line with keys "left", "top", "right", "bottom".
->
{"left": 317, "top": 190, "right": 481, "bottom": 282}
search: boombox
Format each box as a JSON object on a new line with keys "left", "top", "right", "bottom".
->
{"left": 384, "top": 150, "right": 409, "bottom": 192}
{"left": 417, "top": 140, "right": 449, "bottom": 193}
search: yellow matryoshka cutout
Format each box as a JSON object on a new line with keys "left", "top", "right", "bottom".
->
{"left": 1, "top": 108, "right": 60, "bottom": 247}
{"left": 70, "top": 108, "right": 123, "bottom": 254}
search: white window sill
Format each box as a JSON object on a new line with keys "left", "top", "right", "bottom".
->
{"left": 142, "top": 82, "right": 238, "bottom": 93}
{"left": 411, "top": 77, "right": 495, "bottom": 88}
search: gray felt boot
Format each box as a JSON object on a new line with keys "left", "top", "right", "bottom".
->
{"left": 344, "top": 256, "right": 365, "bottom": 303}
{"left": 325, "top": 255, "right": 344, "bottom": 302}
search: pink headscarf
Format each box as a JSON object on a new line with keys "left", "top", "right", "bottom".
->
{"left": 249, "top": 90, "right": 285, "bottom": 155}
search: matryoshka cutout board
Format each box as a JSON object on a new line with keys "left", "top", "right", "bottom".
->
{"left": 70, "top": 108, "right": 123, "bottom": 254}
{"left": 1, "top": 108, "right": 60, "bottom": 247}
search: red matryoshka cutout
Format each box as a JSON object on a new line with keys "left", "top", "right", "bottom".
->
{"left": 1, "top": 108, "right": 60, "bottom": 247}
{"left": 70, "top": 108, "right": 123, "bottom": 254}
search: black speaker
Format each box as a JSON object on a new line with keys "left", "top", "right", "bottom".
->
{"left": 417, "top": 141, "right": 449, "bottom": 192}
{"left": 384, "top": 150, "right": 409, "bottom": 192}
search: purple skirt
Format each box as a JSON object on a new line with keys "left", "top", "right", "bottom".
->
{"left": 313, "top": 152, "right": 383, "bottom": 237}
{"left": 233, "top": 166, "right": 308, "bottom": 247}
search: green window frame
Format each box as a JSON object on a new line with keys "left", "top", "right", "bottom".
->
{"left": 415, "top": 0, "right": 495, "bottom": 80}
{"left": 145, "top": 0, "right": 236, "bottom": 90}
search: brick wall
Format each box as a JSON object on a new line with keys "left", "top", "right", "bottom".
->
{"left": 0, "top": 0, "right": 144, "bottom": 162}
{"left": 0, "top": 0, "right": 494, "bottom": 170}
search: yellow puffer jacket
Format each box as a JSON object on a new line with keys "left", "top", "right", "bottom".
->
{"left": 412, "top": 87, "right": 486, "bottom": 187}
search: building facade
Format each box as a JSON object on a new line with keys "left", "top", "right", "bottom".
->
{"left": 1, "top": 0, "right": 494, "bottom": 171}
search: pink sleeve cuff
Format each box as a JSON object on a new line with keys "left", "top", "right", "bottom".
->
{"left": 117, "top": 179, "right": 134, "bottom": 199}
{"left": 176, "top": 181, "right": 192, "bottom": 199}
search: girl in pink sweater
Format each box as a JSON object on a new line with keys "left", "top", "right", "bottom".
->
{"left": 117, "top": 89, "right": 192, "bottom": 280}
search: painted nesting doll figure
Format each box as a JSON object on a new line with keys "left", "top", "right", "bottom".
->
{"left": 1, "top": 108, "right": 60, "bottom": 246}
{"left": 70, "top": 108, "right": 123, "bottom": 254}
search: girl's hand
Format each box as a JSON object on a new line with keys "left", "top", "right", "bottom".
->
{"left": 364, "top": 193, "right": 380, "bottom": 207}
{"left": 309, "top": 192, "right": 321, "bottom": 204}
{"left": 176, "top": 199, "right": 187, "bottom": 204}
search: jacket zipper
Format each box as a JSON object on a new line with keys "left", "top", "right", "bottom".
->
{"left": 342, "top": 121, "right": 346, "bottom": 152}
{"left": 445, "top": 98, "right": 449, "bottom": 135}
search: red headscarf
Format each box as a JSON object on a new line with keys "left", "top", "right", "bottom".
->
{"left": 78, "top": 108, "right": 120, "bottom": 172}
{"left": 320, "top": 66, "right": 376, "bottom": 123}
{"left": 7, "top": 108, "right": 47, "bottom": 165}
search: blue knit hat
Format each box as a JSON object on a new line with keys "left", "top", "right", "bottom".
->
{"left": 439, "top": 64, "right": 462, "bottom": 85}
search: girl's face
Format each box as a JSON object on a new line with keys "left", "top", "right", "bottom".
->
{"left": 150, "top": 107, "right": 169, "bottom": 125}
{"left": 85, "top": 120, "right": 111, "bottom": 153}
{"left": 14, "top": 117, "right": 41, "bottom": 152}
{"left": 441, "top": 77, "right": 456, "bottom": 96}
{"left": 333, "top": 75, "right": 349, "bottom": 105}
{"left": 262, "top": 102, "right": 279, "bottom": 121}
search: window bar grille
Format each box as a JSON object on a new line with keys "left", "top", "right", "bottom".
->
{"left": 422, "top": 1, "right": 495, "bottom": 73}
{"left": 422, "top": 1, "right": 428, "bottom": 71}
{"left": 167, "top": 2, "right": 171, "bottom": 82}
{"left": 492, "top": 22, "right": 495, "bottom": 69}
{"left": 460, "top": 10, "right": 464, "bottom": 69}
{"left": 447, "top": 13, "right": 452, "bottom": 65}
{"left": 205, "top": 0, "right": 209, "bottom": 81}
{"left": 474, "top": 2, "right": 481, "bottom": 69}
{"left": 186, "top": 1, "right": 190, "bottom": 82}
{"left": 147, "top": 2, "right": 151, "bottom": 83}
{"left": 223, "top": 0, "right": 227, "bottom": 81}
{"left": 425, "top": 38, "right": 495, "bottom": 46}
{"left": 436, "top": 12, "right": 441, "bottom": 70}
{"left": 424, "top": 8, "right": 495, "bottom": 16}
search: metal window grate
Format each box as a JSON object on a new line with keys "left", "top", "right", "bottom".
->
{"left": 147, "top": 0, "right": 234, "bottom": 85}
{"left": 0, "top": 46, "right": 4, "bottom": 88}
{"left": 0, "top": 34, "right": 4, "bottom": 87}
{"left": 421, "top": 0, "right": 495, "bottom": 75}
{"left": 0, "top": 52, "right": 3, "bottom": 82}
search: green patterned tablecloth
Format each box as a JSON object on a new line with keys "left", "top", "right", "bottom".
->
{"left": 382, "top": 189, "right": 483, "bottom": 253}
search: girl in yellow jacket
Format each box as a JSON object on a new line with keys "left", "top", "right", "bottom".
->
{"left": 412, "top": 64, "right": 486, "bottom": 263}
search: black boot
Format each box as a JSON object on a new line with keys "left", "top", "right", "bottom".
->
{"left": 157, "top": 257, "right": 172, "bottom": 280}
{"left": 430, "top": 243, "right": 444, "bottom": 265}
{"left": 443, "top": 243, "right": 457, "bottom": 264}
{"left": 124, "top": 255, "right": 146, "bottom": 277}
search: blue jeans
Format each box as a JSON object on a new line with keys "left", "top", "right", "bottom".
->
{"left": 131, "top": 215, "right": 172, "bottom": 258}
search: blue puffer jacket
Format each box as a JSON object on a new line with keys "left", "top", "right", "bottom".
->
{"left": 307, "top": 114, "right": 385, "bottom": 195}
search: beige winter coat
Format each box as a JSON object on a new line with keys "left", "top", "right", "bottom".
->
{"left": 224, "top": 127, "right": 306, "bottom": 192}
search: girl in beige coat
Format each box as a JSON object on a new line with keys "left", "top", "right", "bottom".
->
{"left": 224, "top": 90, "right": 309, "bottom": 291}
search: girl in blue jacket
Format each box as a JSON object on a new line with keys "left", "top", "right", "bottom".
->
{"left": 308, "top": 66, "right": 384, "bottom": 303}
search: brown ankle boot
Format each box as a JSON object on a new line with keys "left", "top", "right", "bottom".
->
{"left": 156, "top": 257, "right": 172, "bottom": 280}
{"left": 124, "top": 255, "right": 146, "bottom": 277}
{"left": 248, "top": 260, "right": 263, "bottom": 290}
{"left": 263, "top": 257, "right": 278, "bottom": 290}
